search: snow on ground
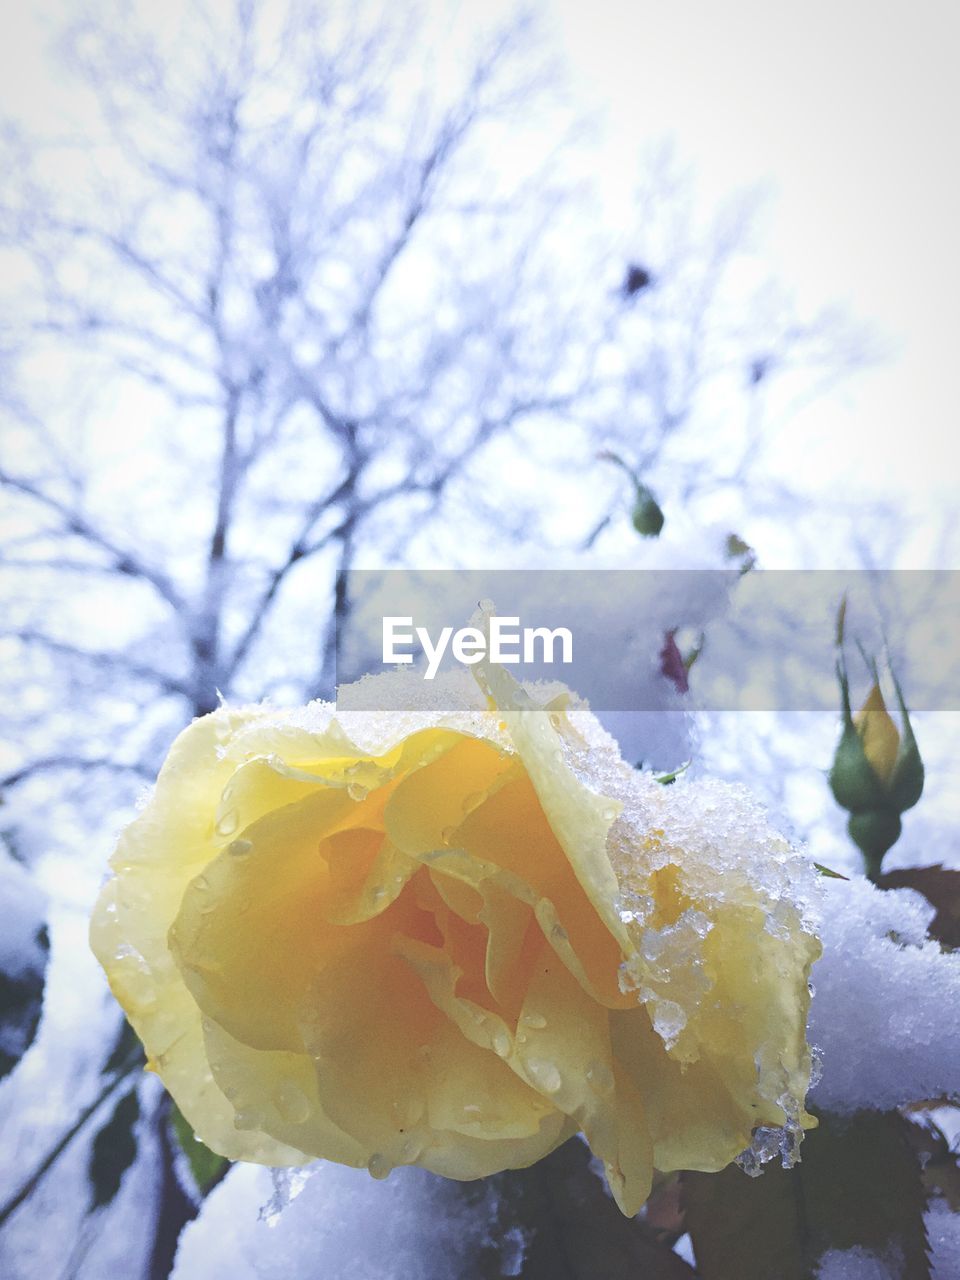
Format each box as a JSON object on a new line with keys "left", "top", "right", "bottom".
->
{"left": 172, "top": 1161, "right": 526, "bottom": 1280}
{"left": 808, "top": 877, "right": 960, "bottom": 1112}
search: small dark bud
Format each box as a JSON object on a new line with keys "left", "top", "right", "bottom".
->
{"left": 622, "top": 264, "right": 652, "bottom": 297}
{"left": 749, "top": 357, "right": 769, "bottom": 385}
{"left": 659, "top": 631, "right": 689, "bottom": 694}
{"left": 632, "top": 487, "right": 664, "bottom": 538}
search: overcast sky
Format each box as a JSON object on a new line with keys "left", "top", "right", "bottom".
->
{"left": 2, "top": 0, "right": 957, "bottom": 565}
{"left": 549, "top": 0, "right": 959, "bottom": 559}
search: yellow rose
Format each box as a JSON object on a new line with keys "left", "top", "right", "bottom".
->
{"left": 90, "top": 659, "right": 819, "bottom": 1216}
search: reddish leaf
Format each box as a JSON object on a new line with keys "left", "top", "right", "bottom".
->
{"left": 682, "top": 1111, "right": 929, "bottom": 1280}
{"left": 644, "top": 1173, "right": 686, "bottom": 1241}
{"left": 660, "top": 632, "right": 689, "bottom": 694}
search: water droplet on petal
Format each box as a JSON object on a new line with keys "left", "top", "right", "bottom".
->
{"left": 228, "top": 839, "right": 253, "bottom": 858}
{"left": 492, "top": 1029, "right": 512, "bottom": 1058}
{"left": 367, "top": 1152, "right": 391, "bottom": 1180}
{"left": 526, "top": 1058, "right": 562, "bottom": 1094}
{"left": 273, "top": 1082, "right": 310, "bottom": 1124}
{"left": 393, "top": 1096, "right": 425, "bottom": 1126}
{"left": 191, "top": 878, "right": 216, "bottom": 918}
{"left": 347, "top": 783, "right": 367, "bottom": 802}
{"left": 216, "top": 810, "right": 239, "bottom": 838}
{"left": 586, "top": 1061, "right": 615, "bottom": 1095}
{"left": 520, "top": 1011, "right": 547, "bottom": 1030}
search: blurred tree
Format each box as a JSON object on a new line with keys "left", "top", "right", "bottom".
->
{"left": 0, "top": 2, "right": 864, "bottom": 813}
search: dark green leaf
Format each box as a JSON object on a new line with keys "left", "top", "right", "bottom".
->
{"left": 170, "top": 1103, "right": 229, "bottom": 1196}
{"left": 813, "top": 862, "right": 850, "bottom": 881}
{"left": 656, "top": 762, "right": 691, "bottom": 786}
{"left": 0, "top": 923, "right": 49, "bottom": 1081}
{"left": 480, "top": 1138, "right": 697, "bottom": 1278}
{"left": 89, "top": 1086, "right": 139, "bottom": 1210}
{"left": 682, "top": 1111, "right": 929, "bottom": 1280}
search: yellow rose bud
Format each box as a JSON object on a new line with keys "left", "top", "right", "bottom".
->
{"left": 829, "top": 647, "right": 924, "bottom": 879}
{"left": 853, "top": 683, "right": 900, "bottom": 786}
{"left": 90, "top": 665, "right": 819, "bottom": 1216}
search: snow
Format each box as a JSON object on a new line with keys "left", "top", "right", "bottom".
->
{"left": 172, "top": 1161, "right": 526, "bottom": 1280}
{"left": 807, "top": 876, "right": 960, "bottom": 1112}
{"left": 926, "top": 1201, "right": 960, "bottom": 1280}
{"left": 815, "top": 1246, "right": 901, "bottom": 1279}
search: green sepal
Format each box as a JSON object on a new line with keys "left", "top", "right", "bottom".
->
{"left": 886, "top": 671, "right": 924, "bottom": 814}
{"left": 828, "top": 663, "right": 887, "bottom": 813}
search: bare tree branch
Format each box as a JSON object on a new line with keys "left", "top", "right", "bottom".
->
{"left": 1, "top": 755, "right": 154, "bottom": 790}
{"left": 4, "top": 628, "right": 191, "bottom": 698}
{"left": 0, "top": 471, "right": 185, "bottom": 612}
